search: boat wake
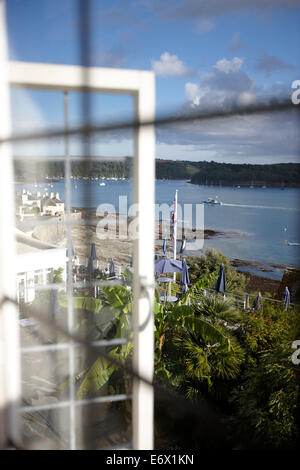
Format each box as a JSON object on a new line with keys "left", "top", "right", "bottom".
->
{"left": 222, "top": 203, "right": 300, "bottom": 211}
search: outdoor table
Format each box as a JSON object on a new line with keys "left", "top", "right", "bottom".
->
{"left": 156, "top": 277, "right": 173, "bottom": 283}
{"left": 159, "top": 295, "right": 178, "bottom": 303}
{"left": 156, "top": 277, "right": 174, "bottom": 300}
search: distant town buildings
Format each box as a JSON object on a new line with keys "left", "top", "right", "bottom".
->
{"left": 16, "top": 189, "right": 65, "bottom": 219}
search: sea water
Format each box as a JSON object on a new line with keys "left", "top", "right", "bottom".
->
{"left": 16, "top": 179, "right": 300, "bottom": 269}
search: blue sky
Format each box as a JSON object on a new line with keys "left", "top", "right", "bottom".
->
{"left": 6, "top": 0, "right": 300, "bottom": 163}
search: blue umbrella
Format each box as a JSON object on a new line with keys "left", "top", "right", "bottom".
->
{"left": 179, "top": 235, "right": 186, "bottom": 255}
{"left": 162, "top": 236, "right": 167, "bottom": 255}
{"left": 109, "top": 259, "right": 115, "bottom": 277}
{"left": 215, "top": 264, "right": 226, "bottom": 293}
{"left": 90, "top": 243, "right": 97, "bottom": 260}
{"left": 66, "top": 239, "right": 74, "bottom": 258}
{"left": 180, "top": 259, "right": 190, "bottom": 292}
{"left": 155, "top": 257, "right": 183, "bottom": 274}
{"left": 283, "top": 286, "right": 290, "bottom": 311}
{"left": 87, "top": 257, "right": 94, "bottom": 275}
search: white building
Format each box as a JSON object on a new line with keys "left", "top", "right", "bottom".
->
{"left": 16, "top": 190, "right": 65, "bottom": 218}
{"left": 15, "top": 229, "right": 67, "bottom": 303}
{"left": 17, "top": 189, "right": 42, "bottom": 218}
{"left": 41, "top": 192, "right": 65, "bottom": 216}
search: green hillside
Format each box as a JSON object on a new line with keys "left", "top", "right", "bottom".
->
{"left": 14, "top": 158, "right": 300, "bottom": 187}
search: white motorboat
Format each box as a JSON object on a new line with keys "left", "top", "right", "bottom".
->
{"left": 203, "top": 197, "right": 222, "bottom": 205}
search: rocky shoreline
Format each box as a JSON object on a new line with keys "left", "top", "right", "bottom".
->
{"left": 231, "top": 261, "right": 280, "bottom": 295}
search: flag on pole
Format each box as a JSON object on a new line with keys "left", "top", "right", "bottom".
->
{"left": 173, "top": 190, "right": 178, "bottom": 280}
{"left": 171, "top": 194, "right": 177, "bottom": 240}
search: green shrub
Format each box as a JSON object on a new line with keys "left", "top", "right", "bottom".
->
{"left": 186, "top": 249, "right": 245, "bottom": 293}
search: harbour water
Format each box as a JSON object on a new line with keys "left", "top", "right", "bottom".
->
{"left": 16, "top": 179, "right": 300, "bottom": 271}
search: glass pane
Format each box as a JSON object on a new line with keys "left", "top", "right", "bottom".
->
{"left": 21, "top": 349, "right": 69, "bottom": 406}
{"left": 20, "top": 408, "right": 70, "bottom": 450}
{"left": 11, "top": 85, "right": 135, "bottom": 449}
{"left": 75, "top": 401, "right": 132, "bottom": 450}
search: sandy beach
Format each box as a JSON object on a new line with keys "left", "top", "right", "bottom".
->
{"left": 24, "top": 208, "right": 285, "bottom": 295}
{"left": 66, "top": 209, "right": 284, "bottom": 294}
{"left": 68, "top": 208, "right": 241, "bottom": 264}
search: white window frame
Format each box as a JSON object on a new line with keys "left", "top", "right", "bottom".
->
{"left": 0, "top": 1, "right": 155, "bottom": 449}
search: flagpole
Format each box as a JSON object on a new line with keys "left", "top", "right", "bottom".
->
{"left": 173, "top": 189, "right": 178, "bottom": 281}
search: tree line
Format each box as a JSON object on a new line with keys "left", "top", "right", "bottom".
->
{"left": 14, "top": 158, "right": 300, "bottom": 187}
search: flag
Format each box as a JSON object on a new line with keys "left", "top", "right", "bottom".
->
{"left": 171, "top": 223, "right": 176, "bottom": 240}
{"left": 171, "top": 192, "right": 177, "bottom": 240}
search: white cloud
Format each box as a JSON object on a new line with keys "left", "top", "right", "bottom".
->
{"left": 237, "top": 91, "right": 257, "bottom": 106}
{"left": 185, "top": 82, "right": 201, "bottom": 105}
{"left": 184, "top": 57, "right": 255, "bottom": 109}
{"left": 152, "top": 52, "right": 193, "bottom": 77}
{"left": 214, "top": 57, "right": 244, "bottom": 74}
{"left": 156, "top": 56, "right": 299, "bottom": 164}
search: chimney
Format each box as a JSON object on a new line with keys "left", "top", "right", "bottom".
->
{"left": 55, "top": 192, "right": 59, "bottom": 200}
{"left": 50, "top": 192, "right": 54, "bottom": 199}
{"left": 37, "top": 191, "right": 41, "bottom": 198}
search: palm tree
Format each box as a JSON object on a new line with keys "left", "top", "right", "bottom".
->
{"left": 155, "top": 283, "right": 244, "bottom": 400}
{"left": 169, "top": 318, "right": 244, "bottom": 400}
{"left": 58, "top": 284, "right": 133, "bottom": 399}
{"left": 194, "top": 296, "right": 242, "bottom": 324}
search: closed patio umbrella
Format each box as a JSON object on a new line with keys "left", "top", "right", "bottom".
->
{"left": 162, "top": 236, "right": 167, "bottom": 255}
{"left": 87, "top": 257, "right": 94, "bottom": 275}
{"left": 179, "top": 235, "right": 186, "bottom": 255}
{"left": 283, "top": 286, "right": 290, "bottom": 311}
{"left": 252, "top": 292, "right": 262, "bottom": 311}
{"left": 215, "top": 264, "right": 226, "bottom": 293}
{"left": 90, "top": 242, "right": 97, "bottom": 260}
{"left": 109, "top": 259, "right": 115, "bottom": 277}
{"left": 180, "top": 259, "right": 190, "bottom": 293}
